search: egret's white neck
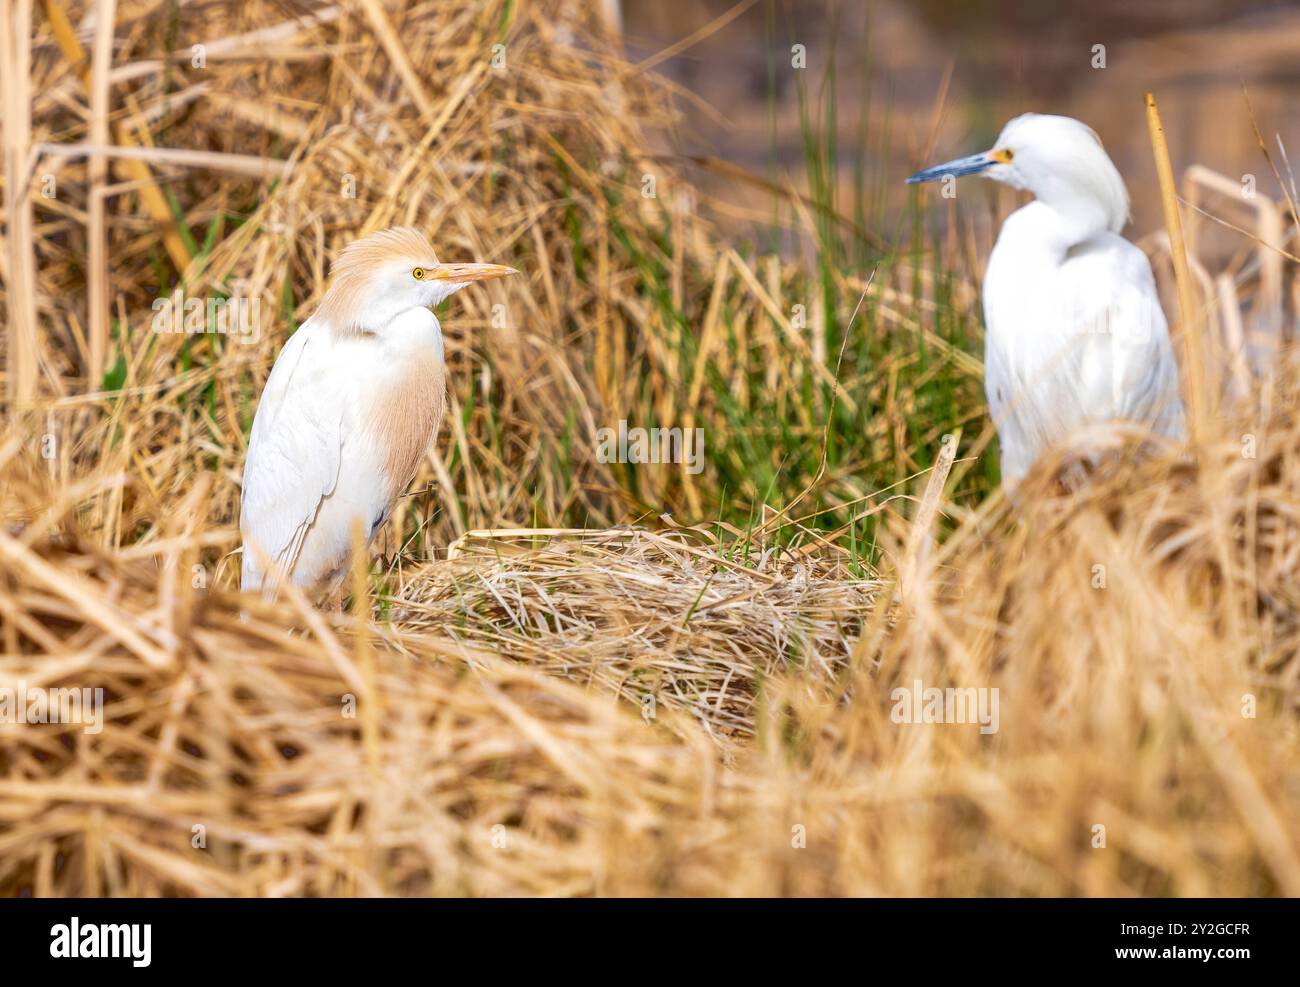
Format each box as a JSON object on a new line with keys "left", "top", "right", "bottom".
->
{"left": 1030, "top": 181, "right": 1114, "bottom": 249}
{"left": 325, "top": 296, "right": 433, "bottom": 339}
{"left": 357, "top": 299, "right": 426, "bottom": 334}
{"left": 376, "top": 306, "right": 444, "bottom": 362}
{"left": 997, "top": 195, "right": 1107, "bottom": 267}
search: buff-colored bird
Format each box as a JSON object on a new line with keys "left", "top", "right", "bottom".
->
{"left": 239, "top": 227, "right": 516, "bottom": 596}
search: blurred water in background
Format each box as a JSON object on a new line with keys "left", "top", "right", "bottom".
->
{"left": 619, "top": 0, "right": 1300, "bottom": 253}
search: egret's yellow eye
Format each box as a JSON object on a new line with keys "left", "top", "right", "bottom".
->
{"left": 412, "top": 267, "right": 427, "bottom": 280}
{"left": 993, "top": 148, "right": 1014, "bottom": 164}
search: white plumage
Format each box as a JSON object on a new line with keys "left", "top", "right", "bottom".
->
{"left": 239, "top": 227, "right": 516, "bottom": 596}
{"left": 908, "top": 113, "right": 1185, "bottom": 487}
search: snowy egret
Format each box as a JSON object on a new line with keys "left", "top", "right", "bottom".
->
{"left": 240, "top": 227, "right": 517, "bottom": 595}
{"left": 907, "top": 113, "right": 1185, "bottom": 487}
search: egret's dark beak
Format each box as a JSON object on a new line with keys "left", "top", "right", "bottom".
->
{"left": 906, "top": 151, "right": 998, "bottom": 185}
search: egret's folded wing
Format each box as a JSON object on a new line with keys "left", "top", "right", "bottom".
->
{"left": 1106, "top": 243, "right": 1185, "bottom": 436}
{"left": 1060, "top": 236, "right": 1185, "bottom": 437}
{"left": 982, "top": 329, "right": 1035, "bottom": 485}
{"left": 239, "top": 320, "right": 345, "bottom": 590}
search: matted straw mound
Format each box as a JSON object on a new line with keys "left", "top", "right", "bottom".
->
{"left": 390, "top": 525, "right": 880, "bottom": 748}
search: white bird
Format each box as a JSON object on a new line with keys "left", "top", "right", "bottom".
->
{"left": 239, "top": 227, "right": 517, "bottom": 596}
{"left": 907, "top": 113, "right": 1185, "bottom": 488}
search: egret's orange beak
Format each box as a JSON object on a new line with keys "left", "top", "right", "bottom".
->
{"left": 428, "top": 263, "right": 518, "bottom": 284}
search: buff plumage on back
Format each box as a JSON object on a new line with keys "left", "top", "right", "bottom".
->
{"left": 316, "top": 227, "right": 437, "bottom": 334}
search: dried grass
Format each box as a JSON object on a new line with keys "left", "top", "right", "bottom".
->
{"left": 0, "top": 0, "right": 1298, "bottom": 898}
{"left": 4, "top": 398, "right": 1300, "bottom": 895}
{"left": 391, "top": 525, "right": 880, "bottom": 750}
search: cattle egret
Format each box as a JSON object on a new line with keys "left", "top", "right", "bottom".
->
{"left": 240, "top": 227, "right": 517, "bottom": 595}
{"left": 907, "top": 113, "right": 1185, "bottom": 487}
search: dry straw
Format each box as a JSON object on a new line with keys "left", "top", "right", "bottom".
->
{"left": 0, "top": 0, "right": 1298, "bottom": 897}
